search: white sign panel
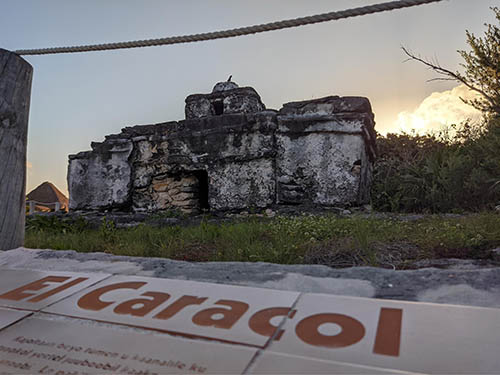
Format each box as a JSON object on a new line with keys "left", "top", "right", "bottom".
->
{"left": 0, "top": 269, "right": 110, "bottom": 311}
{"left": 249, "top": 352, "right": 421, "bottom": 374}
{"left": 266, "top": 293, "right": 500, "bottom": 374}
{"left": 0, "top": 269, "right": 499, "bottom": 373}
{"left": 43, "top": 275, "right": 300, "bottom": 347}
{"left": 0, "top": 317, "right": 257, "bottom": 374}
{"left": 0, "top": 308, "right": 30, "bottom": 331}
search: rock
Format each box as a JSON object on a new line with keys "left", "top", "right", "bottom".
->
{"left": 408, "top": 258, "right": 490, "bottom": 270}
{"left": 276, "top": 96, "right": 375, "bottom": 206}
{"left": 167, "top": 188, "right": 181, "bottom": 196}
{"left": 152, "top": 181, "right": 169, "bottom": 192}
{"left": 279, "top": 96, "right": 372, "bottom": 116}
{"left": 181, "top": 178, "right": 197, "bottom": 187}
{"left": 279, "top": 190, "right": 303, "bottom": 204}
{"left": 265, "top": 208, "right": 276, "bottom": 217}
{"left": 171, "top": 199, "right": 198, "bottom": 207}
{"left": 180, "top": 186, "right": 197, "bottom": 193}
{"left": 9, "top": 248, "right": 500, "bottom": 309}
{"left": 212, "top": 81, "right": 239, "bottom": 92}
{"left": 277, "top": 176, "right": 292, "bottom": 184}
{"left": 68, "top": 139, "right": 133, "bottom": 211}
{"left": 492, "top": 248, "right": 500, "bottom": 262}
{"left": 185, "top": 86, "right": 265, "bottom": 119}
{"left": 171, "top": 192, "right": 194, "bottom": 202}
{"left": 147, "top": 217, "right": 180, "bottom": 227}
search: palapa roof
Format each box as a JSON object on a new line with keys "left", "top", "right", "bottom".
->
{"left": 26, "top": 181, "right": 69, "bottom": 210}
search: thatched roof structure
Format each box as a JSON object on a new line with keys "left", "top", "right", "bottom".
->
{"left": 26, "top": 182, "right": 69, "bottom": 212}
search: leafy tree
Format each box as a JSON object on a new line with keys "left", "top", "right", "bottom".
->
{"left": 403, "top": 7, "right": 500, "bottom": 118}
{"left": 373, "top": 8, "right": 500, "bottom": 213}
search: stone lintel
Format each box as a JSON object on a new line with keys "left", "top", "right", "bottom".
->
{"left": 279, "top": 96, "right": 372, "bottom": 116}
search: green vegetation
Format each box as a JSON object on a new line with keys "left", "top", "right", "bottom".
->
{"left": 372, "top": 118, "right": 500, "bottom": 213}
{"left": 457, "top": 6, "right": 500, "bottom": 115}
{"left": 375, "top": 7, "right": 500, "bottom": 213}
{"left": 25, "top": 213, "right": 500, "bottom": 268}
{"left": 403, "top": 7, "right": 500, "bottom": 117}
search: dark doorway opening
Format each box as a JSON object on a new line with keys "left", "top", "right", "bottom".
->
{"left": 351, "top": 159, "right": 361, "bottom": 174}
{"left": 213, "top": 100, "right": 224, "bottom": 115}
{"left": 194, "top": 170, "right": 210, "bottom": 210}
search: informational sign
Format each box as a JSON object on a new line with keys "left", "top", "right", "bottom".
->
{"left": 0, "top": 308, "right": 30, "bottom": 330}
{"left": 250, "top": 352, "right": 418, "bottom": 374}
{"left": 43, "top": 275, "right": 300, "bottom": 347}
{"left": 0, "top": 269, "right": 110, "bottom": 311}
{"left": 265, "top": 293, "right": 500, "bottom": 374}
{"left": 0, "top": 317, "right": 257, "bottom": 374}
{"left": 0, "top": 269, "right": 498, "bottom": 374}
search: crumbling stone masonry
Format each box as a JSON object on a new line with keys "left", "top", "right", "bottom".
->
{"left": 68, "top": 82, "right": 376, "bottom": 213}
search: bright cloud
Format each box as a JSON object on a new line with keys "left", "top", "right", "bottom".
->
{"left": 394, "top": 85, "right": 483, "bottom": 135}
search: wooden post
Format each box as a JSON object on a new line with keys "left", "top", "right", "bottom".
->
{"left": 28, "top": 201, "right": 35, "bottom": 215}
{"left": 0, "top": 49, "right": 33, "bottom": 250}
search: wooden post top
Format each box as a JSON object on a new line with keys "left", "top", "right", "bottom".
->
{"left": 0, "top": 48, "right": 33, "bottom": 250}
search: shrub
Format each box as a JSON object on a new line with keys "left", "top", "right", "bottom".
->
{"left": 372, "top": 118, "right": 500, "bottom": 212}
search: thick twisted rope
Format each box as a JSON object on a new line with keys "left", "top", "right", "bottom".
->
{"left": 15, "top": 0, "right": 444, "bottom": 56}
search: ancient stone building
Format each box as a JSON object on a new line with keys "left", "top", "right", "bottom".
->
{"left": 68, "top": 81, "right": 376, "bottom": 213}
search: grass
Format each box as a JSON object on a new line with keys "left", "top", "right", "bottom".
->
{"left": 24, "top": 212, "right": 500, "bottom": 269}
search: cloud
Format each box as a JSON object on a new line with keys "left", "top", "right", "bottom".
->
{"left": 393, "top": 85, "right": 483, "bottom": 135}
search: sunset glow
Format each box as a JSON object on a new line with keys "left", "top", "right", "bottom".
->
{"left": 392, "top": 85, "right": 483, "bottom": 135}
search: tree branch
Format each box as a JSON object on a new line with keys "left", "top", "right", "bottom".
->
{"left": 401, "top": 46, "right": 496, "bottom": 108}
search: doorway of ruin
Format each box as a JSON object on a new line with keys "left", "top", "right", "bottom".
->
{"left": 193, "top": 170, "right": 210, "bottom": 210}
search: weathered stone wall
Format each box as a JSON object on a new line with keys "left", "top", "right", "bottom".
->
{"left": 69, "top": 109, "right": 277, "bottom": 213}
{"left": 185, "top": 86, "right": 265, "bottom": 119}
{"left": 68, "top": 139, "right": 133, "bottom": 211}
{"left": 275, "top": 96, "right": 376, "bottom": 206}
{"left": 67, "top": 84, "right": 376, "bottom": 213}
{"left": 210, "top": 158, "right": 275, "bottom": 210}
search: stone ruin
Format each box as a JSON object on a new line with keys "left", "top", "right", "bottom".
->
{"left": 68, "top": 81, "right": 376, "bottom": 214}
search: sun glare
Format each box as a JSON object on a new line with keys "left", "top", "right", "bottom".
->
{"left": 395, "top": 113, "right": 427, "bottom": 134}
{"left": 390, "top": 85, "right": 483, "bottom": 136}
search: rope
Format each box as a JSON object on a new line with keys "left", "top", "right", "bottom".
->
{"left": 15, "top": 0, "right": 444, "bottom": 56}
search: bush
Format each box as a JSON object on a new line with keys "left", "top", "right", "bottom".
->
{"left": 372, "top": 118, "right": 500, "bottom": 213}
{"left": 26, "top": 215, "right": 89, "bottom": 234}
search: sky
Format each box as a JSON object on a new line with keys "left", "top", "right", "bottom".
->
{"left": 1, "top": 0, "right": 497, "bottom": 196}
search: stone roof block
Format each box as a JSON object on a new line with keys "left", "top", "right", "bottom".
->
{"left": 185, "top": 82, "right": 265, "bottom": 119}
{"left": 279, "top": 96, "right": 372, "bottom": 116}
